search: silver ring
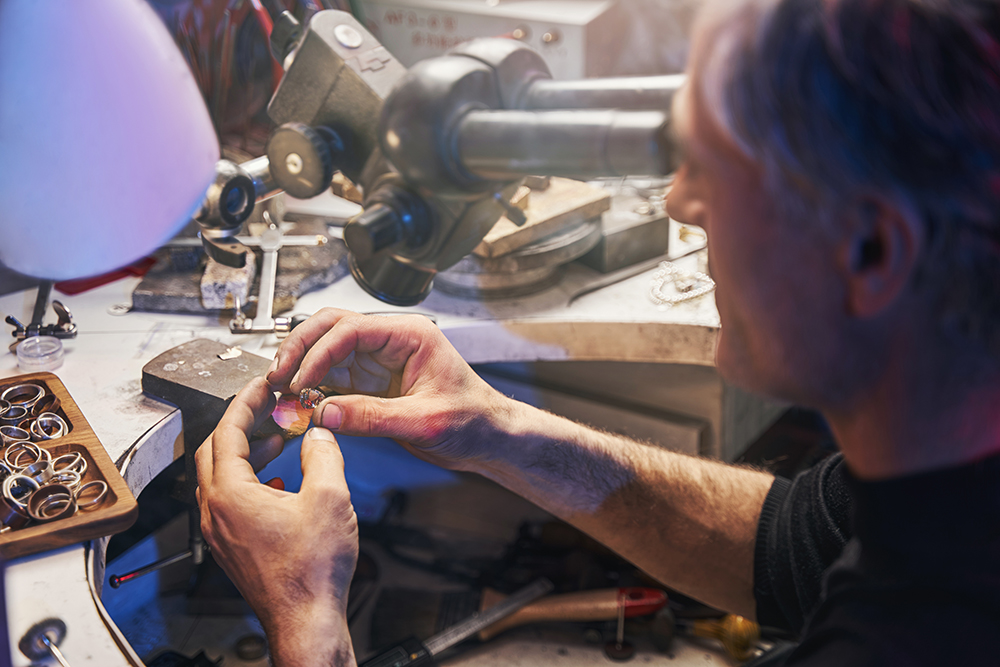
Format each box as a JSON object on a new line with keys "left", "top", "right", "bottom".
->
{"left": 50, "top": 469, "right": 82, "bottom": 491}
{"left": 0, "top": 495, "right": 30, "bottom": 530}
{"left": 30, "top": 413, "right": 66, "bottom": 441}
{"left": 27, "top": 483, "right": 75, "bottom": 522}
{"left": 4, "top": 441, "right": 43, "bottom": 470}
{"left": 3, "top": 474, "right": 39, "bottom": 508}
{"left": 0, "top": 406, "right": 28, "bottom": 427}
{"left": 76, "top": 480, "right": 108, "bottom": 510}
{"left": 1, "top": 384, "right": 44, "bottom": 409}
{"left": 52, "top": 452, "right": 87, "bottom": 477}
{"left": 1, "top": 425, "right": 31, "bottom": 447}
{"left": 0, "top": 399, "right": 9, "bottom": 417}
{"left": 30, "top": 394, "right": 60, "bottom": 418}
{"left": 23, "top": 459, "right": 52, "bottom": 485}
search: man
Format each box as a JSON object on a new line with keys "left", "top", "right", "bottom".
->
{"left": 195, "top": 0, "right": 1000, "bottom": 664}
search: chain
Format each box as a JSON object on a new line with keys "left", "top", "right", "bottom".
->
{"left": 649, "top": 261, "right": 715, "bottom": 306}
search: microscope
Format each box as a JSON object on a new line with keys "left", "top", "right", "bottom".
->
{"left": 196, "top": 9, "right": 683, "bottom": 307}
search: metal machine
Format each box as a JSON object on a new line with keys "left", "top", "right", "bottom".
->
{"left": 195, "top": 9, "right": 683, "bottom": 306}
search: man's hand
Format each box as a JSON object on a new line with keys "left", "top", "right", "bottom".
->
{"left": 265, "top": 308, "right": 512, "bottom": 471}
{"left": 196, "top": 377, "right": 358, "bottom": 667}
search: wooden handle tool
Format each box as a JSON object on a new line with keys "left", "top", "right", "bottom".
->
{"left": 477, "top": 587, "right": 668, "bottom": 641}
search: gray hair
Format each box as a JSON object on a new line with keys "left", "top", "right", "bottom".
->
{"left": 696, "top": 0, "right": 1000, "bottom": 354}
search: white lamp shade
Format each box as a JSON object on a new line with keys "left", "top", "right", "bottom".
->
{"left": 0, "top": 0, "right": 220, "bottom": 280}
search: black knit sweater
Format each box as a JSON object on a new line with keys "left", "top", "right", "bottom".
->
{"left": 749, "top": 452, "right": 1000, "bottom": 665}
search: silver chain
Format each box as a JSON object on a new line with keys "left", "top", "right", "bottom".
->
{"left": 649, "top": 261, "right": 715, "bottom": 306}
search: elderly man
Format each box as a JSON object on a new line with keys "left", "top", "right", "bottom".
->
{"left": 195, "top": 0, "right": 1000, "bottom": 664}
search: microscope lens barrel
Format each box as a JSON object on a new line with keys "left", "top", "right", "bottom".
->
{"left": 455, "top": 109, "right": 676, "bottom": 180}
{"left": 521, "top": 74, "right": 685, "bottom": 111}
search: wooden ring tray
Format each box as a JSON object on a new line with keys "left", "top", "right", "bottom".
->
{"left": 0, "top": 372, "right": 137, "bottom": 559}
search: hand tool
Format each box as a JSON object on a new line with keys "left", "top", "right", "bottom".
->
{"left": 360, "top": 578, "right": 553, "bottom": 667}
{"left": 476, "top": 586, "right": 667, "bottom": 641}
{"left": 683, "top": 614, "right": 761, "bottom": 662}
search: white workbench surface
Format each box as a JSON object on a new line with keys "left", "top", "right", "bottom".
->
{"left": 0, "top": 241, "right": 731, "bottom": 666}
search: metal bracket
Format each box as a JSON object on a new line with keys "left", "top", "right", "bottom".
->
{"left": 6, "top": 282, "right": 77, "bottom": 350}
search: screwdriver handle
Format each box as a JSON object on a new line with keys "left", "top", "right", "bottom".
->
{"left": 689, "top": 614, "right": 760, "bottom": 662}
{"left": 359, "top": 636, "right": 434, "bottom": 667}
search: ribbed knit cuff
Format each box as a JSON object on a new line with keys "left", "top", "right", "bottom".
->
{"left": 753, "top": 474, "right": 793, "bottom": 629}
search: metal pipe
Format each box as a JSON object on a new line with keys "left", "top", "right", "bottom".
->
{"left": 242, "top": 156, "right": 281, "bottom": 201}
{"left": 30, "top": 282, "right": 52, "bottom": 327}
{"left": 456, "top": 109, "right": 677, "bottom": 180}
{"left": 521, "top": 74, "right": 685, "bottom": 111}
{"left": 108, "top": 548, "right": 194, "bottom": 588}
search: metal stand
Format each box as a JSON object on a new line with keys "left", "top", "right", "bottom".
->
{"left": 5, "top": 282, "right": 77, "bottom": 350}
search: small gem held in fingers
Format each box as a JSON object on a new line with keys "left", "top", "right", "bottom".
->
{"left": 299, "top": 387, "right": 326, "bottom": 410}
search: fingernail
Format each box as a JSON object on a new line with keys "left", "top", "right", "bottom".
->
{"left": 266, "top": 357, "right": 278, "bottom": 381}
{"left": 319, "top": 403, "right": 343, "bottom": 430}
{"left": 290, "top": 371, "right": 302, "bottom": 391}
{"left": 308, "top": 426, "right": 336, "bottom": 442}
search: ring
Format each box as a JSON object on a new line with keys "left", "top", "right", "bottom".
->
{"left": 50, "top": 470, "right": 82, "bottom": 491}
{"left": 3, "top": 474, "right": 39, "bottom": 508}
{"left": 1, "top": 384, "right": 44, "bottom": 409}
{"left": 0, "top": 425, "right": 31, "bottom": 447}
{"left": 30, "top": 394, "right": 60, "bottom": 418}
{"left": 52, "top": 452, "right": 87, "bottom": 477}
{"left": 4, "top": 441, "right": 43, "bottom": 470}
{"left": 0, "top": 399, "right": 9, "bottom": 417}
{"left": 0, "top": 495, "right": 30, "bottom": 530}
{"left": 27, "top": 483, "right": 75, "bottom": 522}
{"left": 30, "top": 413, "right": 66, "bottom": 441}
{"left": 0, "top": 406, "right": 28, "bottom": 427}
{"left": 23, "top": 459, "right": 53, "bottom": 485}
{"left": 75, "top": 480, "right": 108, "bottom": 510}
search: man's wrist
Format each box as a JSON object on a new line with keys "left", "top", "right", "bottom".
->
{"left": 262, "top": 601, "right": 354, "bottom": 667}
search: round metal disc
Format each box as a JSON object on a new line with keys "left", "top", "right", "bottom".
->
{"left": 19, "top": 618, "right": 66, "bottom": 660}
{"left": 604, "top": 640, "right": 635, "bottom": 661}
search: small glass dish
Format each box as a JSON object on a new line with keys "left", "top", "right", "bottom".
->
{"left": 17, "top": 336, "right": 64, "bottom": 372}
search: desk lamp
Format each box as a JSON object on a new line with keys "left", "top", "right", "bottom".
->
{"left": 0, "top": 0, "right": 219, "bottom": 281}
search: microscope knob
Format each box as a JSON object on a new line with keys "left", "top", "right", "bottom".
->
{"left": 266, "top": 123, "right": 336, "bottom": 199}
{"left": 343, "top": 204, "right": 404, "bottom": 260}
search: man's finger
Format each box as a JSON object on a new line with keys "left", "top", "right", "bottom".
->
{"left": 195, "top": 438, "right": 213, "bottom": 493}
{"left": 298, "top": 427, "right": 350, "bottom": 499}
{"left": 248, "top": 433, "right": 285, "bottom": 473}
{"left": 312, "top": 394, "right": 436, "bottom": 443}
{"left": 213, "top": 378, "right": 277, "bottom": 482}
{"left": 269, "top": 308, "right": 353, "bottom": 389}
{"left": 291, "top": 315, "right": 426, "bottom": 393}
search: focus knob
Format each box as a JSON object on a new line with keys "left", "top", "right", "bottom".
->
{"left": 266, "top": 123, "right": 337, "bottom": 199}
{"left": 343, "top": 204, "right": 403, "bottom": 260}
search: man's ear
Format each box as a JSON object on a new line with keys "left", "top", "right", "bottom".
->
{"left": 838, "top": 196, "right": 923, "bottom": 318}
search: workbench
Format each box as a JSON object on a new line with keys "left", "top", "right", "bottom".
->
{"left": 0, "top": 231, "right": 777, "bottom": 666}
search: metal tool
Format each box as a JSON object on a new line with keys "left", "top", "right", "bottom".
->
{"left": 5, "top": 282, "right": 77, "bottom": 350}
{"left": 228, "top": 214, "right": 323, "bottom": 336}
{"left": 360, "top": 578, "right": 554, "bottom": 667}
{"left": 19, "top": 618, "right": 72, "bottom": 667}
{"left": 109, "top": 548, "right": 195, "bottom": 589}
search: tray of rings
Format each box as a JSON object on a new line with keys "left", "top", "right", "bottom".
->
{"left": 0, "top": 372, "right": 137, "bottom": 559}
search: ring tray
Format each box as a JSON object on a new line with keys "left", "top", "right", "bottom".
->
{"left": 0, "top": 372, "right": 137, "bottom": 559}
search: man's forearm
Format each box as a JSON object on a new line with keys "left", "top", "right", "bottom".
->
{"left": 474, "top": 399, "right": 774, "bottom": 619}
